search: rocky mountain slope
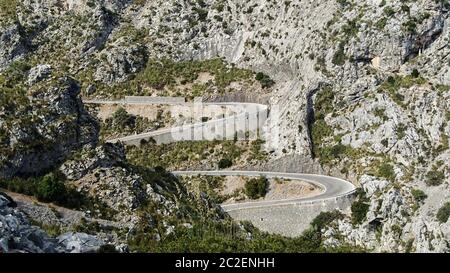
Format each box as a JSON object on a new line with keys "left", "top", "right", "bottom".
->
{"left": 1, "top": 191, "right": 106, "bottom": 252}
{"left": 0, "top": 0, "right": 449, "bottom": 252}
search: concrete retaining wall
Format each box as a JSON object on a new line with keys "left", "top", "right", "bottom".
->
{"left": 124, "top": 96, "right": 185, "bottom": 104}
{"left": 227, "top": 193, "right": 355, "bottom": 237}
{"left": 245, "top": 154, "right": 324, "bottom": 174}
{"left": 205, "top": 92, "right": 271, "bottom": 105}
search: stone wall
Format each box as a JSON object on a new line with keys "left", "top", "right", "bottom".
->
{"left": 124, "top": 96, "right": 186, "bottom": 104}
{"left": 227, "top": 193, "right": 356, "bottom": 237}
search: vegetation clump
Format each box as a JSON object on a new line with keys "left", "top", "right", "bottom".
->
{"left": 311, "top": 210, "right": 344, "bottom": 231}
{"left": 100, "top": 107, "right": 169, "bottom": 140}
{"left": 351, "top": 189, "right": 370, "bottom": 225}
{"left": 128, "top": 215, "right": 365, "bottom": 253}
{"left": 255, "top": 72, "right": 275, "bottom": 89}
{"left": 425, "top": 168, "right": 445, "bottom": 186}
{"left": 0, "top": 0, "right": 19, "bottom": 26}
{"left": 310, "top": 86, "right": 363, "bottom": 166}
{"left": 411, "top": 188, "right": 427, "bottom": 203}
{"left": 218, "top": 158, "right": 233, "bottom": 169}
{"left": 244, "top": 176, "right": 268, "bottom": 199}
{"left": 376, "top": 161, "right": 396, "bottom": 182}
{"left": 332, "top": 42, "right": 347, "bottom": 66}
{"left": 90, "top": 58, "right": 259, "bottom": 98}
{"left": 0, "top": 171, "right": 116, "bottom": 219}
{"left": 437, "top": 202, "right": 450, "bottom": 223}
{"left": 311, "top": 87, "right": 334, "bottom": 161}
{"left": 379, "top": 75, "right": 427, "bottom": 106}
{"left": 126, "top": 140, "right": 265, "bottom": 171}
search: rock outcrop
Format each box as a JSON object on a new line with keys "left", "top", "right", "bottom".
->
{"left": 0, "top": 76, "right": 99, "bottom": 178}
{"left": 0, "top": 0, "right": 449, "bottom": 252}
{"left": 94, "top": 37, "right": 147, "bottom": 85}
{"left": 0, "top": 23, "right": 29, "bottom": 70}
{"left": 60, "top": 142, "right": 226, "bottom": 235}
{"left": 0, "top": 192, "right": 105, "bottom": 253}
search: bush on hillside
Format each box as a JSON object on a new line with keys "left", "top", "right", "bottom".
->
{"left": 437, "top": 202, "right": 450, "bottom": 223}
{"left": 244, "top": 176, "right": 268, "bottom": 199}
{"left": 218, "top": 158, "right": 233, "bottom": 169}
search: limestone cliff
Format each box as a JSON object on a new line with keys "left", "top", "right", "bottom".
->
{"left": 0, "top": 0, "right": 449, "bottom": 252}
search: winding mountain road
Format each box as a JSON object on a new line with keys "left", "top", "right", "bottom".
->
{"left": 84, "top": 97, "right": 268, "bottom": 145}
{"left": 173, "top": 171, "right": 356, "bottom": 212}
{"left": 84, "top": 98, "right": 356, "bottom": 213}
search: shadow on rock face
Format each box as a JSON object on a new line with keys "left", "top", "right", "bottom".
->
{"left": 0, "top": 192, "right": 17, "bottom": 208}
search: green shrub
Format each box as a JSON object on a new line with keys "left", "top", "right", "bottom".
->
{"left": 36, "top": 173, "right": 67, "bottom": 203}
{"left": 112, "top": 107, "right": 135, "bottom": 128}
{"left": 401, "top": 4, "right": 410, "bottom": 13}
{"left": 97, "top": 244, "right": 119, "bottom": 253}
{"left": 376, "top": 17, "right": 388, "bottom": 30}
{"left": 0, "top": 177, "right": 37, "bottom": 196}
{"left": 28, "top": 219, "right": 62, "bottom": 237}
{"left": 425, "top": 169, "right": 445, "bottom": 186}
{"left": 126, "top": 140, "right": 248, "bottom": 170}
{"left": 255, "top": 72, "right": 275, "bottom": 89}
{"left": 404, "top": 238, "right": 414, "bottom": 253}
{"left": 244, "top": 176, "right": 268, "bottom": 199}
{"left": 437, "top": 202, "right": 450, "bottom": 223}
{"left": 411, "top": 188, "right": 427, "bottom": 203}
{"left": 403, "top": 19, "right": 417, "bottom": 33}
{"left": 311, "top": 210, "right": 344, "bottom": 230}
{"left": 379, "top": 75, "right": 426, "bottom": 106}
{"left": 0, "top": 171, "right": 116, "bottom": 219}
{"left": 313, "top": 87, "right": 334, "bottom": 122}
{"left": 194, "top": 8, "right": 208, "bottom": 21}
{"left": 3, "top": 60, "right": 31, "bottom": 85}
{"left": 351, "top": 200, "right": 370, "bottom": 225}
{"left": 312, "top": 120, "right": 333, "bottom": 146}
{"left": 98, "top": 58, "right": 254, "bottom": 98}
{"left": 391, "top": 224, "right": 403, "bottom": 237}
{"left": 311, "top": 87, "right": 341, "bottom": 164}
{"left": 128, "top": 218, "right": 364, "bottom": 253}
{"left": 435, "top": 0, "right": 450, "bottom": 9}
{"left": 0, "top": 0, "right": 19, "bottom": 25}
{"left": 376, "top": 162, "right": 396, "bottom": 182}
{"left": 332, "top": 42, "right": 346, "bottom": 66}
{"left": 383, "top": 6, "right": 395, "bottom": 17}
{"left": 396, "top": 123, "right": 407, "bottom": 140}
{"left": 374, "top": 108, "right": 388, "bottom": 122}
{"left": 249, "top": 139, "right": 268, "bottom": 161}
{"left": 218, "top": 158, "right": 233, "bottom": 169}
{"left": 341, "top": 19, "right": 359, "bottom": 37}
{"left": 337, "top": 0, "right": 350, "bottom": 7}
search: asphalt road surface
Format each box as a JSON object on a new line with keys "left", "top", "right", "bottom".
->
{"left": 84, "top": 99, "right": 357, "bottom": 211}
{"left": 173, "top": 170, "right": 356, "bottom": 212}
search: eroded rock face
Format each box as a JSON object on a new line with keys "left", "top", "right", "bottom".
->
{"left": 60, "top": 143, "right": 148, "bottom": 220}
{"left": 0, "top": 23, "right": 29, "bottom": 70}
{"left": 360, "top": 175, "right": 389, "bottom": 198}
{"left": 2, "top": 0, "right": 447, "bottom": 156}
{"left": 0, "top": 193, "right": 105, "bottom": 253}
{"left": 323, "top": 175, "right": 450, "bottom": 253}
{"left": 94, "top": 37, "right": 147, "bottom": 85}
{"left": 0, "top": 77, "right": 99, "bottom": 178}
{"left": 27, "top": 64, "right": 52, "bottom": 85}
{"left": 60, "top": 143, "right": 226, "bottom": 231}
{"left": 123, "top": 0, "right": 448, "bottom": 159}
{"left": 0, "top": 0, "right": 449, "bottom": 252}
{"left": 56, "top": 232, "right": 104, "bottom": 253}
{"left": 60, "top": 142, "right": 126, "bottom": 180}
